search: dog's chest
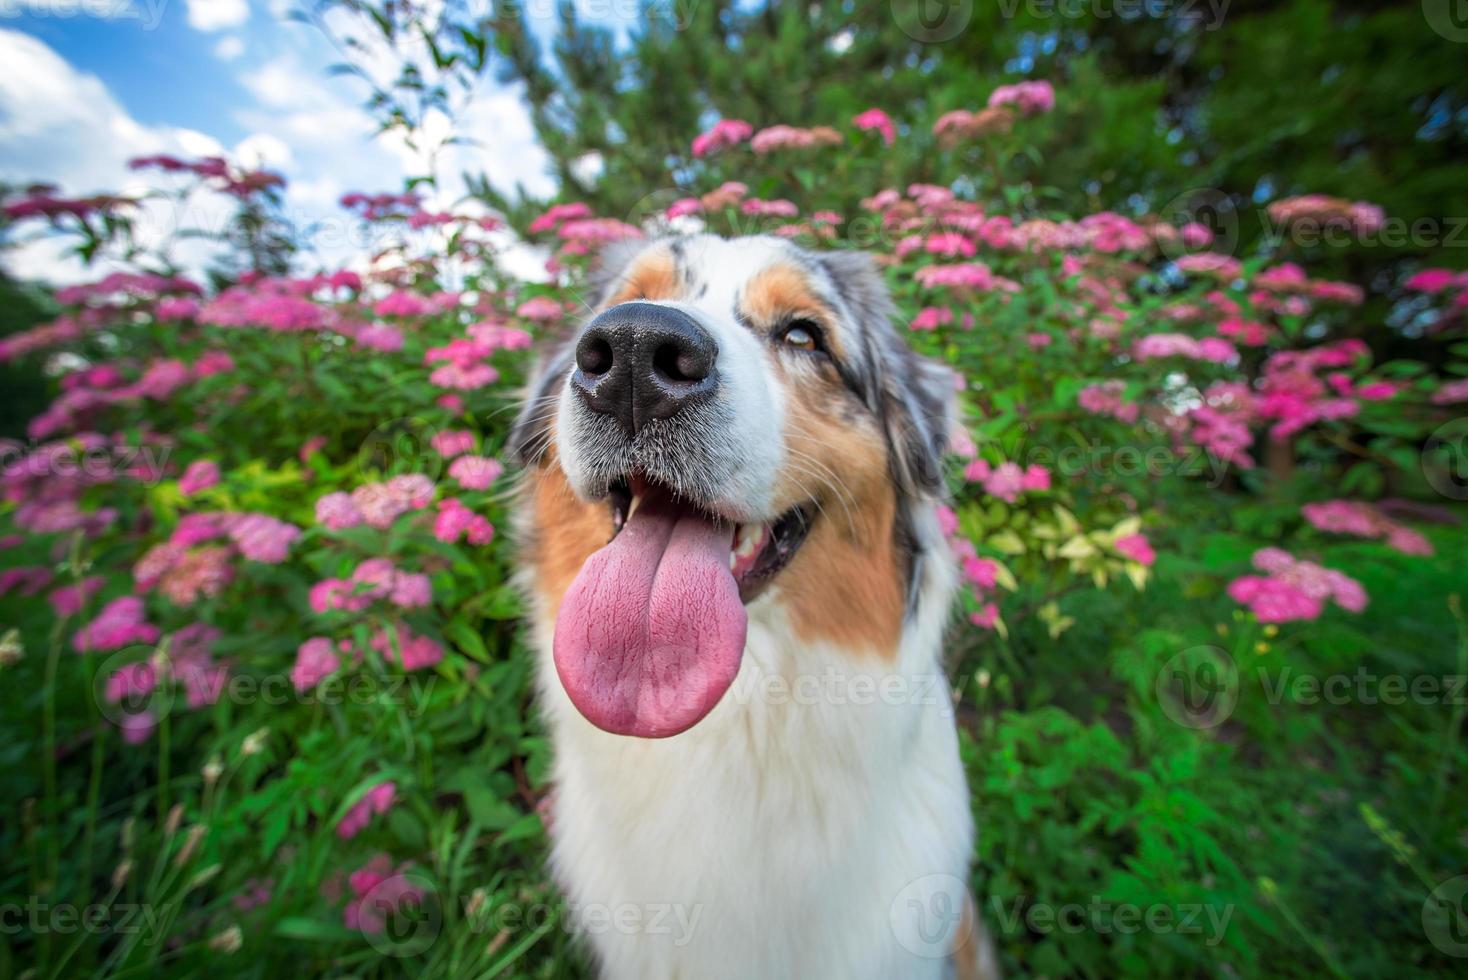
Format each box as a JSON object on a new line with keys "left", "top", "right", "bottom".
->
{"left": 539, "top": 617, "right": 973, "bottom": 980}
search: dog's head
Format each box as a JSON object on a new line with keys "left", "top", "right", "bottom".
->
{"left": 512, "top": 235, "right": 955, "bottom": 738}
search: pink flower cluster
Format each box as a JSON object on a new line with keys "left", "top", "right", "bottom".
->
{"left": 692, "top": 119, "right": 754, "bottom": 158}
{"left": 852, "top": 108, "right": 896, "bottom": 145}
{"left": 342, "top": 855, "right": 424, "bottom": 933}
{"left": 434, "top": 498, "right": 494, "bottom": 545}
{"left": 74, "top": 596, "right": 158, "bottom": 652}
{"left": 987, "top": 80, "right": 1056, "bottom": 116}
{"left": 1132, "top": 332, "right": 1238, "bottom": 364}
{"left": 1301, "top": 500, "right": 1433, "bottom": 555}
{"left": 371, "top": 623, "right": 443, "bottom": 670}
{"left": 1227, "top": 548, "right": 1367, "bottom": 623}
{"left": 1266, "top": 195, "right": 1385, "bottom": 236}
{"left": 448, "top": 455, "right": 503, "bottom": 491}
{"left": 292, "top": 636, "right": 350, "bottom": 692}
{"left": 964, "top": 460, "right": 1051, "bottom": 503}
{"left": 1077, "top": 380, "right": 1140, "bottom": 423}
{"left": 310, "top": 558, "right": 432, "bottom": 613}
{"left": 316, "top": 475, "right": 435, "bottom": 531}
{"left": 750, "top": 125, "right": 843, "bottom": 154}
{"left": 425, "top": 337, "right": 501, "bottom": 390}
{"left": 129, "top": 154, "right": 284, "bottom": 198}
{"left": 937, "top": 505, "right": 1004, "bottom": 630}
{"left": 1114, "top": 534, "right": 1156, "bottom": 566}
{"left": 337, "top": 781, "right": 397, "bottom": 839}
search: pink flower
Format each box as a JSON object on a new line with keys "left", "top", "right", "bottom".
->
{"left": 1020, "top": 465, "right": 1051, "bottom": 492}
{"left": 337, "top": 781, "right": 397, "bottom": 839}
{"left": 157, "top": 545, "right": 233, "bottom": 605}
{"left": 1114, "top": 533, "right": 1155, "bottom": 566}
{"left": 178, "top": 460, "right": 219, "bottom": 495}
{"left": 292, "top": 637, "right": 342, "bottom": 692}
{"left": 986, "top": 80, "right": 1055, "bottom": 115}
{"left": 1226, "top": 576, "right": 1323, "bottom": 623}
{"left": 528, "top": 202, "right": 592, "bottom": 234}
{"left": 970, "top": 603, "right": 1000, "bottom": 629}
{"left": 925, "top": 232, "right": 976, "bottom": 258}
{"left": 981, "top": 462, "right": 1025, "bottom": 503}
{"left": 1301, "top": 499, "right": 1433, "bottom": 556}
{"left": 372, "top": 290, "right": 434, "bottom": 319}
{"left": 448, "top": 455, "right": 503, "bottom": 491}
{"left": 430, "top": 430, "right": 476, "bottom": 458}
{"left": 910, "top": 307, "right": 953, "bottom": 331}
{"left": 515, "top": 296, "right": 563, "bottom": 322}
{"left": 962, "top": 557, "right": 999, "bottom": 590}
{"left": 853, "top": 108, "right": 896, "bottom": 145}
{"left": 220, "top": 513, "right": 300, "bottom": 563}
{"left": 155, "top": 297, "right": 199, "bottom": 321}
{"left": 343, "top": 855, "right": 424, "bottom": 933}
{"left": 691, "top": 119, "right": 753, "bottom": 158}
{"left": 353, "top": 322, "right": 404, "bottom": 353}
{"left": 1227, "top": 549, "right": 1367, "bottom": 621}
{"left": 48, "top": 575, "right": 104, "bottom": 616}
{"left": 372, "top": 623, "right": 443, "bottom": 671}
{"left": 1356, "top": 381, "right": 1397, "bottom": 401}
{"left": 316, "top": 492, "right": 365, "bottom": 530}
{"left": 118, "top": 711, "right": 157, "bottom": 745}
{"left": 666, "top": 198, "right": 703, "bottom": 219}
{"left": 350, "top": 475, "right": 435, "bottom": 529}
{"left": 434, "top": 498, "right": 495, "bottom": 546}
{"left": 105, "top": 661, "right": 156, "bottom": 703}
{"left": 73, "top": 597, "right": 159, "bottom": 653}
{"left": 1405, "top": 269, "right": 1464, "bottom": 293}
{"left": 1431, "top": 378, "right": 1468, "bottom": 405}
{"left": 936, "top": 505, "right": 960, "bottom": 538}
{"left": 0, "top": 566, "right": 53, "bottom": 596}
{"left": 1077, "top": 381, "right": 1140, "bottom": 424}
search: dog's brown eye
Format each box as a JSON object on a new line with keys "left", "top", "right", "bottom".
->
{"left": 780, "top": 321, "right": 821, "bottom": 351}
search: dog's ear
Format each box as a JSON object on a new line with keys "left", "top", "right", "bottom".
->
{"left": 507, "top": 338, "right": 574, "bottom": 466}
{"left": 819, "top": 250, "right": 956, "bottom": 498}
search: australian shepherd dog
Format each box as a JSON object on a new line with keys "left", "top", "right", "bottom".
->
{"left": 510, "top": 235, "right": 998, "bottom": 980}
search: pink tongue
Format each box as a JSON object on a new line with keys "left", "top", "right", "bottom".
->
{"left": 553, "top": 492, "right": 747, "bottom": 738}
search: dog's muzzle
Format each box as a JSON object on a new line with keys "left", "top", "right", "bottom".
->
{"left": 571, "top": 302, "right": 719, "bottom": 435}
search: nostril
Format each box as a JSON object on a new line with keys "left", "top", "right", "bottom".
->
{"left": 577, "top": 335, "right": 614, "bottom": 376}
{"left": 652, "top": 342, "right": 709, "bottom": 383}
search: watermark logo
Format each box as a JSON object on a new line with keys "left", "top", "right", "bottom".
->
{"left": 1157, "top": 187, "right": 1241, "bottom": 262}
{"left": 1156, "top": 645, "right": 1239, "bottom": 729}
{"left": 1423, "top": 0, "right": 1468, "bottom": 43}
{"left": 990, "top": 895, "right": 1234, "bottom": 946}
{"left": 890, "top": 873, "right": 968, "bottom": 959}
{"left": 1422, "top": 418, "right": 1468, "bottom": 501}
{"left": 892, "top": 0, "right": 974, "bottom": 43}
{"left": 357, "top": 416, "right": 443, "bottom": 481}
{"left": 359, "top": 871, "right": 442, "bottom": 957}
{"left": 1424, "top": 875, "right": 1468, "bottom": 958}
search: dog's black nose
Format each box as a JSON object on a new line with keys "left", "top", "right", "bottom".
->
{"left": 571, "top": 302, "right": 718, "bottom": 434}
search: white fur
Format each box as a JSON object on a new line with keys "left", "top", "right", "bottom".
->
{"left": 532, "top": 507, "right": 972, "bottom": 980}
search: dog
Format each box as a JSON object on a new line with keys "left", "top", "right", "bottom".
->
{"left": 510, "top": 235, "right": 997, "bottom": 980}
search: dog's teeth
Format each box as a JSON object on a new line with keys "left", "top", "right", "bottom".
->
{"left": 734, "top": 524, "right": 764, "bottom": 559}
{"left": 626, "top": 494, "right": 642, "bottom": 521}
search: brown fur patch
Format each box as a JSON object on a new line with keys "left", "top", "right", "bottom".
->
{"left": 952, "top": 892, "right": 1002, "bottom": 980}
{"left": 740, "top": 263, "right": 842, "bottom": 356}
{"left": 524, "top": 448, "right": 613, "bottom": 618}
{"left": 602, "top": 248, "right": 682, "bottom": 307}
{"left": 771, "top": 374, "right": 905, "bottom": 658}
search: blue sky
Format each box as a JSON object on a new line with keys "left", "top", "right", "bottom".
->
{"left": 0, "top": 0, "right": 638, "bottom": 282}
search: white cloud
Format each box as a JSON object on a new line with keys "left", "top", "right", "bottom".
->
{"left": 214, "top": 36, "right": 245, "bottom": 60}
{"left": 186, "top": 0, "right": 249, "bottom": 33}
{"left": 0, "top": 29, "right": 234, "bottom": 282}
{"left": 1, "top": 27, "right": 559, "bottom": 286}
